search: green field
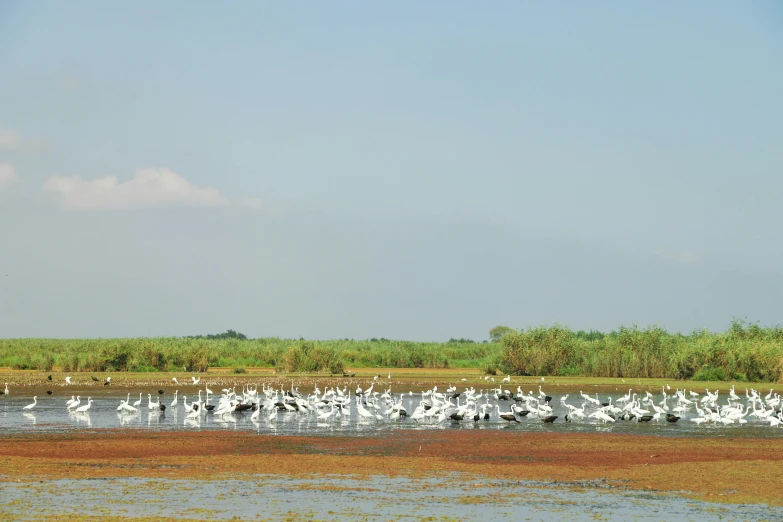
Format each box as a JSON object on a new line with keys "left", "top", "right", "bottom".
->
{"left": 1, "top": 320, "right": 781, "bottom": 382}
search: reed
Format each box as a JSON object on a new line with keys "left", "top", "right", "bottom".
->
{"left": 498, "top": 321, "right": 783, "bottom": 382}
{"left": 1, "top": 320, "right": 780, "bottom": 382}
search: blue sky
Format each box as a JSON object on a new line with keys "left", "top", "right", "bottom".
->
{"left": 0, "top": 2, "right": 781, "bottom": 340}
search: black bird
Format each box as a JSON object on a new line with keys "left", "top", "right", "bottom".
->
{"left": 639, "top": 415, "right": 654, "bottom": 423}
{"left": 103, "top": 381, "right": 110, "bottom": 386}
{"left": 564, "top": 414, "right": 571, "bottom": 422}
{"left": 204, "top": 404, "right": 215, "bottom": 411}
{"left": 483, "top": 412, "right": 490, "bottom": 421}
{"left": 449, "top": 412, "right": 464, "bottom": 422}
{"left": 601, "top": 402, "right": 610, "bottom": 407}
{"left": 235, "top": 403, "right": 253, "bottom": 413}
{"left": 46, "top": 390, "right": 52, "bottom": 395}
{"left": 473, "top": 412, "right": 480, "bottom": 422}
{"left": 544, "top": 395, "right": 552, "bottom": 403}
{"left": 542, "top": 415, "right": 558, "bottom": 423}
{"left": 47, "top": 375, "right": 52, "bottom": 381}
{"left": 517, "top": 410, "right": 530, "bottom": 417}
{"left": 157, "top": 390, "right": 165, "bottom": 395}
{"left": 665, "top": 414, "right": 680, "bottom": 423}
{"left": 91, "top": 376, "right": 99, "bottom": 382}
{"left": 159, "top": 404, "right": 166, "bottom": 411}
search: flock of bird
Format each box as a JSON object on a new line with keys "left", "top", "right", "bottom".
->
{"left": 4, "top": 376, "right": 783, "bottom": 429}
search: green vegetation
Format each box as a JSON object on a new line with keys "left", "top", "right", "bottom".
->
{"left": 0, "top": 333, "right": 497, "bottom": 374}
{"left": 489, "top": 325, "right": 516, "bottom": 342}
{"left": 498, "top": 320, "right": 783, "bottom": 382}
{"left": 1, "top": 321, "right": 781, "bottom": 382}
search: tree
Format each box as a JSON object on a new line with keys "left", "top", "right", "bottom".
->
{"left": 489, "top": 325, "right": 516, "bottom": 342}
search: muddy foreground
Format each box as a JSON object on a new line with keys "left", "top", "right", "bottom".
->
{"left": 2, "top": 428, "right": 781, "bottom": 510}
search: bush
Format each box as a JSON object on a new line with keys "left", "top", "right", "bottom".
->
{"left": 692, "top": 366, "right": 726, "bottom": 381}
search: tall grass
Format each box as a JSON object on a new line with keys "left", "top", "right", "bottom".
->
{"left": 498, "top": 321, "right": 783, "bottom": 382}
{"left": 1, "top": 321, "right": 781, "bottom": 382}
{"left": 0, "top": 337, "right": 498, "bottom": 374}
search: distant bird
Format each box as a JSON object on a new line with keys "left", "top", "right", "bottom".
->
{"left": 91, "top": 376, "right": 99, "bottom": 382}
{"left": 46, "top": 390, "right": 52, "bottom": 395}
{"left": 541, "top": 377, "right": 545, "bottom": 383}
{"left": 543, "top": 415, "right": 558, "bottom": 423}
{"left": 172, "top": 378, "right": 179, "bottom": 385}
{"left": 47, "top": 375, "right": 52, "bottom": 381}
{"left": 3, "top": 383, "right": 9, "bottom": 395}
{"left": 158, "top": 390, "right": 165, "bottom": 395}
{"left": 104, "top": 377, "right": 112, "bottom": 386}
{"left": 23, "top": 397, "right": 37, "bottom": 410}
{"left": 666, "top": 413, "right": 680, "bottom": 423}
{"left": 639, "top": 415, "right": 654, "bottom": 423}
{"left": 65, "top": 377, "right": 72, "bottom": 385}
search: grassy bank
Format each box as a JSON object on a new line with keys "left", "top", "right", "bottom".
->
{"left": 0, "top": 337, "right": 498, "bottom": 375}
{"left": 1, "top": 321, "right": 781, "bottom": 382}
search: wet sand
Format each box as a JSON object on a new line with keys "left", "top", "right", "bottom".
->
{"left": 2, "top": 429, "right": 781, "bottom": 507}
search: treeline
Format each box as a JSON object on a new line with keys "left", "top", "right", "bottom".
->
{"left": 1, "top": 321, "right": 781, "bottom": 382}
{"left": 185, "top": 329, "right": 248, "bottom": 341}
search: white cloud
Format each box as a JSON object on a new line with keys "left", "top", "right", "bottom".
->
{"left": 0, "top": 163, "right": 17, "bottom": 187}
{"left": 655, "top": 249, "right": 701, "bottom": 264}
{"left": 43, "top": 168, "right": 231, "bottom": 210}
{"left": 0, "top": 129, "right": 21, "bottom": 151}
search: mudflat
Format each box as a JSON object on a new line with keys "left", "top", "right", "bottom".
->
{"left": 2, "top": 428, "right": 781, "bottom": 507}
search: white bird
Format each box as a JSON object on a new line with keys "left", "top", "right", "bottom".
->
{"left": 64, "top": 377, "right": 72, "bottom": 386}
{"left": 171, "top": 390, "right": 179, "bottom": 408}
{"left": 172, "top": 377, "right": 179, "bottom": 385}
{"left": 192, "top": 376, "right": 201, "bottom": 385}
{"left": 3, "top": 383, "right": 9, "bottom": 395}
{"left": 23, "top": 396, "right": 37, "bottom": 410}
{"left": 67, "top": 396, "right": 81, "bottom": 410}
{"left": 75, "top": 398, "right": 94, "bottom": 413}
{"left": 132, "top": 393, "right": 142, "bottom": 407}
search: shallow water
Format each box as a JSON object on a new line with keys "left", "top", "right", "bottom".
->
{"left": 1, "top": 390, "right": 781, "bottom": 439}
{"left": 0, "top": 474, "right": 779, "bottom": 521}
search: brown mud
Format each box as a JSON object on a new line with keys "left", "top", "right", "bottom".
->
{"left": 2, "top": 429, "right": 781, "bottom": 506}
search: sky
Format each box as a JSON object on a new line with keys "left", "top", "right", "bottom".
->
{"left": 0, "top": 2, "right": 782, "bottom": 341}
